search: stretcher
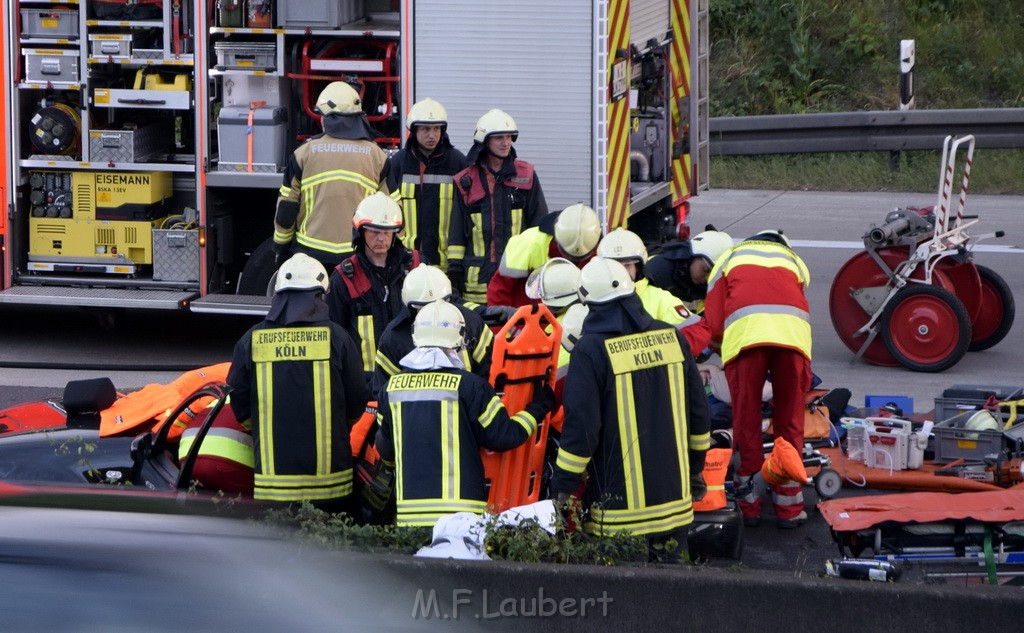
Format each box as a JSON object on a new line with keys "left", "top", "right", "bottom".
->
{"left": 821, "top": 488, "right": 1024, "bottom": 584}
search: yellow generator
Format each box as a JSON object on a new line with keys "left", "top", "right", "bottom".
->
{"left": 28, "top": 170, "right": 171, "bottom": 273}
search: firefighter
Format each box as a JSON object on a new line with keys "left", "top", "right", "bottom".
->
{"left": 645, "top": 227, "right": 734, "bottom": 313}
{"left": 523, "top": 257, "right": 582, "bottom": 400}
{"left": 326, "top": 192, "right": 423, "bottom": 385}
{"left": 385, "top": 98, "right": 468, "bottom": 271}
{"left": 448, "top": 109, "right": 549, "bottom": 303}
{"left": 551, "top": 257, "right": 710, "bottom": 561}
{"left": 597, "top": 227, "right": 713, "bottom": 355}
{"left": 227, "top": 253, "right": 369, "bottom": 511}
{"left": 372, "top": 263, "right": 493, "bottom": 395}
{"left": 487, "top": 203, "right": 601, "bottom": 308}
{"left": 374, "top": 300, "right": 556, "bottom": 527}
{"left": 273, "top": 81, "right": 390, "bottom": 268}
{"left": 703, "top": 229, "right": 812, "bottom": 529}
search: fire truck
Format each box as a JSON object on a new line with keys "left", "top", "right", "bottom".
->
{"left": 1, "top": 0, "right": 708, "bottom": 315}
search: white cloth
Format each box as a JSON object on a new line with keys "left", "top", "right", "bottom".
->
{"left": 413, "top": 501, "right": 559, "bottom": 560}
{"left": 399, "top": 347, "right": 465, "bottom": 371}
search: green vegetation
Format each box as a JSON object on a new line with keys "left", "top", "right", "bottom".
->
{"left": 708, "top": 0, "right": 1024, "bottom": 192}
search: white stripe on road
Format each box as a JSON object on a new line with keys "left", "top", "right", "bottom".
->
{"left": 789, "top": 239, "right": 1024, "bottom": 254}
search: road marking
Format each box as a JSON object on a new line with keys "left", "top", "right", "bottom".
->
{"left": 790, "top": 239, "right": 1024, "bottom": 253}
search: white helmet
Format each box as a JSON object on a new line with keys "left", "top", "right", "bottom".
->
{"left": 554, "top": 204, "right": 602, "bottom": 259}
{"left": 691, "top": 230, "right": 733, "bottom": 265}
{"left": 560, "top": 303, "right": 589, "bottom": 353}
{"left": 750, "top": 229, "right": 791, "bottom": 249}
{"left": 525, "top": 258, "right": 581, "bottom": 309}
{"left": 406, "top": 98, "right": 448, "bottom": 131}
{"left": 597, "top": 227, "right": 647, "bottom": 264}
{"left": 412, "top": 300, "right": 466, "bottom": 349}
{"left": 353, "top": 192, "right": 404, "bottom": 232}
{"left": 577, "top": 257, "right": 635, "bottom": 305}
{"left": 965, "top": 410, "right": 1001, "bottom": 434}
{"left": 402, "top": 263, "right": 452, "bottom": 307}
{"left": 315, "top": 81, "right": 362, "bottom": 116}
{"left": 275, "top": 253, "right": 329, "bottom": 293}
{"left": 473, "top": 109, "right": 518, "bottom": 144}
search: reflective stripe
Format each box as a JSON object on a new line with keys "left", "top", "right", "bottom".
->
{"left": 180, "top": 427, "right": 254, "bottom": 468}
{"left": 555, "top": 448, "right": 590, "bottom": 474}
{"left": 312, "top": 359, "right": 330, "bottom": 476}
{"left": 390, "top": 388, "right": 458, "bottom": 403}
{"left": 301, "top": 168, "right": 378, "bottom": 192}
{"left": 375, "top": 349, "right": 402, "bottom": 379}
{"left": 392, "top": 401, "right": 405, "bottom": 501}
{"left": 253, "top": 469, "right": 352, "bottom": 502}
{"left": 470, "top": 213, "right": 485, "bottom": 258}
{"left": 440, "top": 399, "right": 458, "bottom": 499}
{"left": 667, "top": 361, "right": 689, "bottom": 495}
{"left": 357, "top": 315, "right": 376, "bottom": 373}
{"left": 396, "top": 499, "right": 488, "bottom": 527}
{"left": 511, "top": 410, "right": 538, "bottom": 436}
{"left": 295, "top": 232, "right": 353, "bottom": 256}
{"left": 772, "top": 486, "right": 805, "bottom": 506}
{"left": 448, "top": 245, "right": 466, "bottom": 259}
{"left": 724, "top": 304, "right": 810, "bottom": 330}
{"left": 400, "top": 181, "right": 418, "bottom": 252}
{"left": 511, "top": 208, "right": 523, "bottom": 236}
{"left": 274, "top": 229, "right": 295, "bottom": 242}
{"left": 586, "top": 498, "right": 694, "bottom": 536}
{"left": 472, "top": 327, "right": 494, "bottom": 365}
{"left": 614, "top": 374, "right": 645, "bottom": 509}
{"left": 438, "top": 182, "right": 453, "bottom": 269}
{"left": 477, "top": 396, "right": 504, "bottom": 428}
{"left": 401, "top": 174, "right": 454, "bottom": 185}
{"left": 278, "top": 185, "right": 291, "bottom": 197}
{"left": 255, "top": 360, "right": 274, "bottom": 475}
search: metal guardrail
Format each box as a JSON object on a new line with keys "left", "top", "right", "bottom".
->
{"left": 708, "top": 108, "right": 1024, "bottom": 155}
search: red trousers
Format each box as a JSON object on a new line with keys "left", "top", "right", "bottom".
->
{"left": 725, "top": 346, "right": 811, "bottom": 521}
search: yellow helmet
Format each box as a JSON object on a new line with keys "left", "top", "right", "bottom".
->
{"left": 597, "top": 227, "right": 647, "bottom": 264}
{"left": 560, "top": 303, "right": 589, "bottom": 353}
{"left": 578, "top": 257, "right": 635, "bottom": 305}
{"left": 315, "top": 81, "right": 362, "bottom": 116}
{"left": 407, "top": 98, "right": 448, "bottom": 131}
{"left": 554, "top": 204, "right": 602, "bottom": 259}
{"left": 413, "top": 300, "right": 466, "bottom": 349}
{"left": 275, "top": 253, "right": 329, "bottom": 293}
{"left": 473, "top": 109, "right": 518, "bottom": 144}
{"left": 525, "top": 258, "right": 581, "bottom": 309}
{"left": 690, "top": 230, "right": 733, "bottom": 265}
{"left": 353, "top": 192, "right": 404, "bottom": 232}
{"left": 402, "top": 264, "right": 452, "bottom": 307}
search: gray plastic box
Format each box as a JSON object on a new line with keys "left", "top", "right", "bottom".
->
{"left": 24, "top": 48, "right": 80, "bottom": 83}
{"left": 89, "top": 122, "right": 167, "bottom": 164}
{"left": 214, "top": 42, "right": 277, "bottom": 72}
{"left": 217, "top": 105, "right": 288, "bottom": 173}
{"left": 153, "top": 230, "right": 200, "bottom": 283}
{"left": 932, "top": 410, "right": 1020, "bottom": 464}
{"left": 933, "top": 384, "right": 1023, "bottom": 424}
{"left": 277, "top": 0, "right": 363, "bottom": 29}
{"left": 21, "top": 8, "right": 80, "bottom": 39}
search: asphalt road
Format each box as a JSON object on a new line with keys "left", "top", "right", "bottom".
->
{"left": 0, "top": 188, "right": 1022, "bottom": 583}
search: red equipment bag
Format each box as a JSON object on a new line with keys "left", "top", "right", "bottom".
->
{"left": 482, "top": 303, "right": 561, "bottom": 513}
{"left": 91, "top": 0, "right": 163, "bottom": 19}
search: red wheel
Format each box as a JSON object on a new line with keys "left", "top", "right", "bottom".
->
{"left": 881, "top": 285, "right": 971, "bottom": 372}
{"left": 829, "top": 248, "right": 956, "bottom": 366}
{"left": 969, "top": 264, "right": 1015, "bottom": 351}
{"left": 937, "top": 260, "right": 982, "bottom": 325}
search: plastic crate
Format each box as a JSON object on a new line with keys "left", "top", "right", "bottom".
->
{"left": 932, "top": 410, "right": 1019, "bottom": 464}
{"left": 277, "top": 0, "right": 363, "bottom": 29}
{"left": 21, "top": 8, "right": 80, "bottom": 39}
{"left": 933, "top": 384, "right": 1023, "bottom": 423}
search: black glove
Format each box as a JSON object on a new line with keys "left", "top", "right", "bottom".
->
{"left": 361, "top": 461, "right": 395, "bottom": 512}
{"left": 272, "top": 242, "right": 290, "bottom": 268}
{"left": 483, "top": 305, "right": 518, "bottom": 324}
{"left": 447, "top": 265, "right": 466, "bottom": 297}
{"left": 690, "top": 472, "right": 707, "bottom": 502}
{"left": 526, "top": 381, "right": 557, "bottom": 419}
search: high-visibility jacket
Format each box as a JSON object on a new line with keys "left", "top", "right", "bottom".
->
{"left": 692, "top": 447, "right": 731, "bottom": 512}
{"left": 704, "top": 238, "right": 812, "bottom": 365}
{"left": 227, "top": 317, "right": 369, "bottom": 504}
{"left": 326, "top": 246, "right": 422, "bottom": 382}
{"left": 386, "top": 135, "right": 468, "bottom": 271}
{"left": 178, "top": 405, "right": 254, "bottom": 497}
{"left": 634, "top": 278, "right": 713, "bottom": 354}
{"left": 551, "top": 295, "right": 711, "bottom": 537}
{"left": 371, "top": 302, "right": 493, "bottom": 394}
{"left": 375, "top": 368, "right": 540, "bottom": 527}
{"left": 274, "top": 130, "right": 389, "bottom": 263}
{"left": 448, "top": 145, "right": 548, "bottom": 303}
{"left": 488, "top": 212, "right": 595, "bottom": 308}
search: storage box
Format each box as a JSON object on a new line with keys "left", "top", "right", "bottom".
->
{"left": 277, "top": 0, "right": 363, "bottom": 29}
{"left": 153, "top": 229, "right": 200, "bottom": 283}
{"left": 21, "top": 8, "right": 80, "bottom": 39}
{"left": 214, "top": 42, "right": 276, "bottom": 72}
{"left": 217, "top": 0, "right": 244, "bottom": 27}
{"left": 934, "top": 384, "right": 1023, "bottom": 423}
{"left": 217, "top": 105, "right": 288, "bottom": 173}
{"left": 89, "top": 122, "right": 168, "bottom": 163}
{"left": 932, "top": 410, "right": 1020, "bottom": 464}
{"left": 689, "top": 502, "right": 744, "bottom": 560}
{"left": 23, "top": 49, "right": 80, "bottom": 83}
{"left": 221, "top": 75, "right": 289, "bottom": 108}
{"left": 89, "top": 33, "right": 144, "bottom": 59}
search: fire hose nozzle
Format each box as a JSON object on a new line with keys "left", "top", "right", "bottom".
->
{"left": 867, "top": 218, "right": 911, "bottom": 244}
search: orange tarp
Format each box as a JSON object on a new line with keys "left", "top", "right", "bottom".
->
{"left": 821, "top": 487, "right": 1024, "bottom": 532}
{"left": 822, "top": 446, "right": 1005, "bottom": 494}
